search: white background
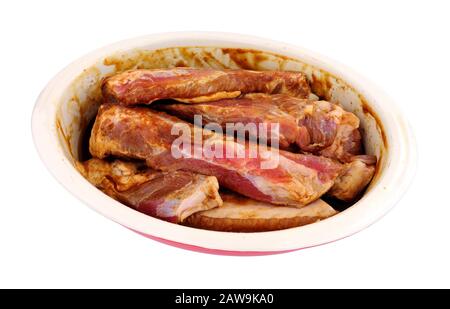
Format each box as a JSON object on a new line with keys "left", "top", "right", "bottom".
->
{"left": 1, "top": 0, "right": 449, "bottom": 288}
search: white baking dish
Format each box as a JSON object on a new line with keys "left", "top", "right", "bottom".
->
{"left": 32, "top": 32, "right": 416, "bottom": 255}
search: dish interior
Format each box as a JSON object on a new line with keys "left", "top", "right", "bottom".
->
{"left": 55, "top": 46, "right": 387, "bottom": 214}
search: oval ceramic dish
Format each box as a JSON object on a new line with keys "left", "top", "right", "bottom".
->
{"left": 32, "top": 32, "right": 416, "bottom": 255}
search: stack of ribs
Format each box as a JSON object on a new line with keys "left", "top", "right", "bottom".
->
{"left": 80, "top": 68, "right": 376, "bottom": 232}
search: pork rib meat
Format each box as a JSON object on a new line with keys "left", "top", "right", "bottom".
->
{"left": 77, "top": 158, "right": 222, "bottom": 223}
{"left": 89, "top": 104, "right": 342, "bottom": 207}
{"left": 102, "top": 68, "right": 311, "bottom": 105}
{"left": 185, "top": 192, "right": 337, "bottom": 232}
{"left": 158, "top": 93, "right": 363, "bottom": 162}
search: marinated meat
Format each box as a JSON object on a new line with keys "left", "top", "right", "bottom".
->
{"left": 184, "top": 192, "right": 337, "bottom": 232}
{"left": 327, "top": 155, "right": 376, "bottom": 201}
{"left": 102, "top": 68, "right": 311, "bottom": 105}
{"left": 89, "top": 104, "right": 343, "bottom": 207}
{"left": 77, "top": 158, "right": 222, "bottom": 223}
{"left": 158, "top": 93, "right": 364, "bottom": 162}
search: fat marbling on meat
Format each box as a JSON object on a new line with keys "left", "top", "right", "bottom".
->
{"left": 102, "top": 68, "right": 311, "bottom": 105}
{"left": 158, "top": 93, "right": 363, "bottom": 163}
{"left": 77, "top": 158, "right": 222, "bottom": 223}
{"left": 89, "top": 104, "right": 343, "bottom": 207}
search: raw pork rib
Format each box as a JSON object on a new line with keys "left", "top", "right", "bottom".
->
{"left": 158, "top": 94, "right": 363, "bottom": 162}
{"left": 77, "top": 158, "right": 222, "bottom": 223}
{"left": 327, "top": 155, "right": 376, "bottom": 201}
{"left": 102, "top": 68, "right": 311, "bottom": 105}
{"left": 185, "top": 192, "right": 337, "bottom": 232}
{"left": 89, "top": 104, "right": 342, "bottom": 207}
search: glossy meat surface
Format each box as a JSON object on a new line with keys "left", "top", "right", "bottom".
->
{"left": 89, "top": 104, "right": 343, "bottom": 207}
{"left": 159, "top": 94, "right": 363, "bottom": 162}
{"left": 77, "top": 158, "right": 222, "bottom": 223}
{"left": 184, "top": 192, "right": 337, "bottom": 232}
{"left": 102, "top": 68, "right": 311, "bottom": 105}
{"left": 328, "top": 155, "right": 376, "bottom": 201}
